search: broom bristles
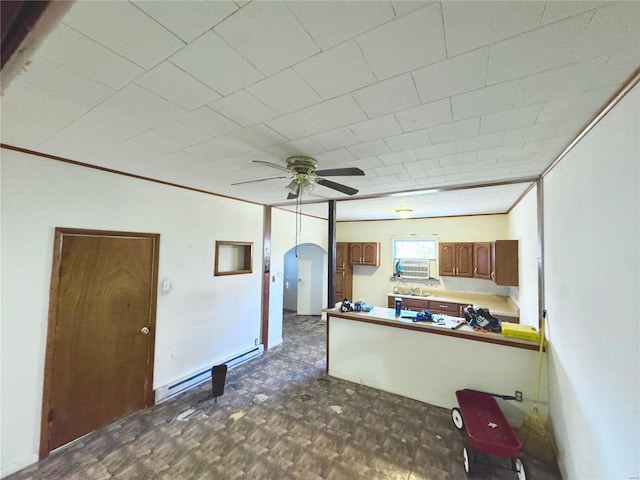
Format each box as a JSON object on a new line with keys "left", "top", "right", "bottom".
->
{"left": 519, "top": 407, "right": 556, "bottom": 463}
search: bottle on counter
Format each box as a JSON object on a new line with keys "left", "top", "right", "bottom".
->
{"left": 395, "top": 297, "right": 402, "bottom": 316}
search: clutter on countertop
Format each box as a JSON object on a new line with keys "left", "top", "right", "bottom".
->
{"left": 340, "top": 298, "right": 373, "bottom": 313}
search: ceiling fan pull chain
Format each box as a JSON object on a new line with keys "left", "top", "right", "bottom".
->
{"left": 295, "top": 185, "right": 301, "bottom": 257}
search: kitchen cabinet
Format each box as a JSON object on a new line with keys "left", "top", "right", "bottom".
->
{"left": 387, "top": 296, "right": 429, "bottom": 312}
{"left": 428, "top": 300, "right": 465, "bottom": 317}
{"left": 386, "top": 296, "right": 465, "bottom": 317}
{"left": 492, "top": 240, "right": 519, "bottom": 286}
{"left": 439, "top": 243, "right": 473, "bottom": 277}
{"left": 473, "top": 242, "right": 492, "bottom": 280}
{"left": 349, "top": 242, "right": 379, "bottom": 266}
{"left": 387, "top": 295, "right": 518, "bottom": 322}
{"left": 335, "top": 243, "right": 353, "bottom": 301}
{"left": 494, "top": 314, "right": 519, "bottom": 324}
{"left": 440, "top": 240, "right": 519, "bottom": 286}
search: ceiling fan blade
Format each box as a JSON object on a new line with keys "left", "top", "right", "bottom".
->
{"left": 231, "top": 176, "right": 287, "bottom": 186}
{"left": 315, "top": 167, "right": 365, "bottom": 177}
{"left": 316, "top": 177, "right": 359, "bottom": 196}
{"left": 253, "top": 160, "right": 290, "bottom": 172}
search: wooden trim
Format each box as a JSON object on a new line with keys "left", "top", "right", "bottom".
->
{"left": 0, "top": 144, "right": 263, "bottom": 207}
{"left": 325, "top": 313, "right": 330, "bottom": 375}
{"left": 147, "top": 235, "right": 160, "bottom": 408}
{"left": 39, "top": 227, "right": 64, "bottom": 458}
{"left": 507, "top": 181, "right": 537, "bottom": 214}
{"left": 214, "top": 241, "right": 253, "bottom": 276}
{"left": 40, "top": 227, "right": 160, "bottom": 458}
{"left": 327, "top": 311, "right": 541, "bottom": 352}
{"left": 261, "top": 207, "right": 271, "bottom": 350}
{"left": 273, "top": 205, "right": 326, "bottom": 221}
{"left": 336, "top": 211, "right": 520, "bottom": 224}
{"left": 270, "top": 177, "right": 538, "bottom": 208}
{"left": 536, "top": 178, "right": 545, "bottom": 329}
{"left": 540, "top": 65, "right": 640, "bottom": 179}
{"left": 327, "top": 200, "right": 336, "bottom": 309}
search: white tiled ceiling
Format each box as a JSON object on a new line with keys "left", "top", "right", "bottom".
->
{"left": 2, "top": 0, "right": 639, "bottom": 221}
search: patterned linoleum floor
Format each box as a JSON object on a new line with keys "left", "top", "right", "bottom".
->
{"left": 8, "top": 313, "right": 561, "bottom": 480}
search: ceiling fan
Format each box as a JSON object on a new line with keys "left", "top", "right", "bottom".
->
{"left": 232, "top": 156, "right": 365, "bottom": 199}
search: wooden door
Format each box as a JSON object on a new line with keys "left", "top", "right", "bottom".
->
{"left": 456, "top": 243, "right": 474, "bottom": 277}
{"left": 473, "top": 242, "right": 492, "bottom": 279}
{"left": 362, "top": 242, "right": 379, "bottom": 266}
{"left": 439, "top": 243, "right": 455, "bottom": 276}
{"left": 41, "top": 229, "right": 159, "bottom": 456}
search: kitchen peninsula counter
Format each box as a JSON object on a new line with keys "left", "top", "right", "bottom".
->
{"left": 328, "top": 306, "right": 536, "bottom": 350}
{"left": 324, "top": 306, "right": 545, "bottom": 422}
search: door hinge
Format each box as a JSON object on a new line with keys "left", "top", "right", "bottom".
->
{"left": 48, "top": 409, "right": 54, "bottom": 423}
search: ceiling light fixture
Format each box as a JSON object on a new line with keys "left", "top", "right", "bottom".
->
{"left": 395, "top": 208, "right": 413, "bottom": 218}
{"left": 286, "top": 177, "right": 315, "bottom": 195}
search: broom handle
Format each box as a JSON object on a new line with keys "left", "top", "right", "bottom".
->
{"left": 534, "top": 310, "right": 547, "bottom": 406}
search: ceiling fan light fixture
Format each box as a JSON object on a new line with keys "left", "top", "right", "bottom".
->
{"left": 301, "top": 178, "right": 315, "bottom": 193}
{"left": 286, "top": 179, "right": 299, "bottom": 193}
{"left": 287, "top": 177, "right": 315, "bottom": 195}
{"left": 395, "top": 208, "right": 413, "bottom": 218}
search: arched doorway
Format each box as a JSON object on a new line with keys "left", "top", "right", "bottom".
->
{"left": 283, "top": 243, "right": 327, "bottom": 315}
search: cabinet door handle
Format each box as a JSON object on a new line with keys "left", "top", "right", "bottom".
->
{"left": 474, "top": 268, "right": 477, "bottom": 274}
{"left": 491, "top": 271, "right": 495, "bottom": 280}
{"left": 342, "top": 271, "right": 345, "bottom": 278}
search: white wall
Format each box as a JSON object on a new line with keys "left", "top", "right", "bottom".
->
{"left": 0, "top": 150, "right": 265, "bottom": 477}
{"left": 337, "top": 215, "right": 510, "bottom": 306}
{"left": 267, "top": 208, "right": 328, "bottom": 348}
{"left": 507, "top": 184, "right": 539, "bottom": 327}
{"left": 543, "top": 86, "right": 639, "bottom": 479}
{"left": 329, "top": 315, "right": 547, "bottom": 426}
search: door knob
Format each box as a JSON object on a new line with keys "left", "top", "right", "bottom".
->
{"left": 140, "top": 326, "right": 150, "bottom": 335}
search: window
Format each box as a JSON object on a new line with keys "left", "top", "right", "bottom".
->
{"left": 392, "top": 238, "right": 437, "bottom": 280}
{"left": 392, "top": 239, "right": 436, "bottom": 260}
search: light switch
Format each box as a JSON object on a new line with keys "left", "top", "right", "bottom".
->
{"left": 162, "top": 279, "right": 171, "bottom": 292}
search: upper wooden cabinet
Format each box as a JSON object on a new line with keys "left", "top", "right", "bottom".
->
{"left": 492, "top": 240, "right": 519, "bottom": 286}
{"left": 439, "top": 243, "right": 473, "bottom": 277}
{"left": 349, "top": 242, "right": 379, "bottom": 266}
{"left": 473, "top": 242, "right": 492, "bottom": 280}
{"left": 440, "top": 240, "right": 518, "bottom": 286}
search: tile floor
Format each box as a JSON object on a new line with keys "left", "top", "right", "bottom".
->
{"left": 8, "top": 313, "right": 561, "bottom": 479}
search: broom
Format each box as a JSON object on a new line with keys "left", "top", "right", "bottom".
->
{"left": 519, "top": 310, "right": 556, "bottom": 463}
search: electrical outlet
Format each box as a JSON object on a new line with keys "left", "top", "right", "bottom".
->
{"left": 515, "top": 390, "right": 523, "bottom": 402}
{"left": 254, "top": 338, "right": 259, "bottom": 346}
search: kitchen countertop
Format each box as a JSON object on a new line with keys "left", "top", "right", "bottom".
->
{"left": 324, "top": 306, "right": 537, "bottom": 351}
{"left": 387, "top": 291, "right": 519, "bottom": 317}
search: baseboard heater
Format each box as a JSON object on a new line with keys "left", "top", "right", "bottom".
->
{"left": 154, "top": 344, "right": 264, "bottom": 403}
